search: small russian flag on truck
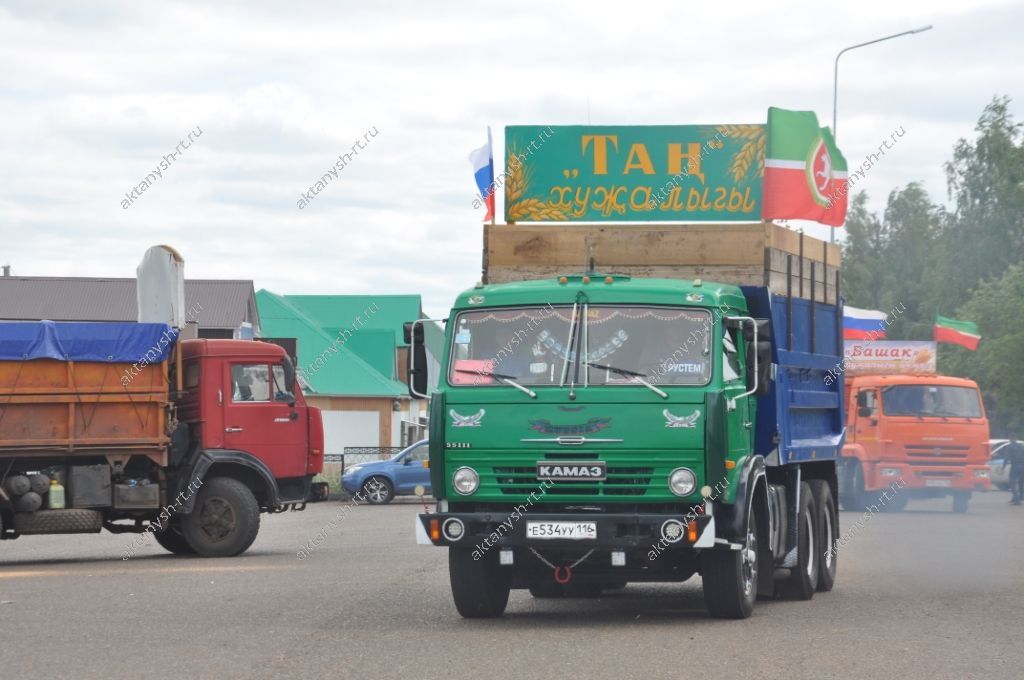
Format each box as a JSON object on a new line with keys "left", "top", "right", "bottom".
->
{"left": 469, "top": 128, "right": 495, "bottom": 222}
{"left": 843, "top": 305, "right": 888, "bottom": 340}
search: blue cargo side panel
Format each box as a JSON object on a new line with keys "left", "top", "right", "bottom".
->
{"left": 742, "top": 287, "right": 845, "bottom": 465}
{"left": 0, "top": 321, "right": 177, "bottom": 363}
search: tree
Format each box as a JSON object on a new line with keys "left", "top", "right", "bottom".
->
{"left": 943, "top": 261, "right": 1024, "bottom": 436}
{"left": 941, "top": 96, "right": 1024, "bottom": 307}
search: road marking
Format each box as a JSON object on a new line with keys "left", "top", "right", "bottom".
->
{"left": 0, "top": 564, "right": 287, "bottom": 580}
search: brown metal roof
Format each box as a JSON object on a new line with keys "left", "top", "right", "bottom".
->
{"left": 0, "top": 277, "right": 260, "bottom": 332}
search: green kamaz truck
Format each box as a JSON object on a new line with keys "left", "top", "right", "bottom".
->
{"left": 406, "top": 223, "right": 845, "bottom": 619}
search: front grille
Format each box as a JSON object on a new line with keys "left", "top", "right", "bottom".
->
{"left": 493, "top": 466, "right": 655, "bottom": 496}
{"left": 904, "top": 444, "right": 970, "bottom": 459}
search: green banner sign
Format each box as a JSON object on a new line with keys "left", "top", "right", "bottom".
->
{"left": 504, "top": 124, "right": 765, "bottom": 222}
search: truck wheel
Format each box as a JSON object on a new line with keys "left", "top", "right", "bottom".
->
{"left": 449, "top": 546, "right": 511, "bottom": 618}
{"left": 840, "top": 462, "right": 870, "bottom": 512}
{"left": 362, "top": 477, "right": 393, "bottom": 505}
{"left": 153, "top": 519, "right": 197, "bottom": 555}
{"left": 952, "top": 491, "right": 971, "bottom": 513}
{"left": 181, "top": 477, "right": 260, "bottom": 557}
{"left": 701, "top": 498, "right": 761, "bottom": 619}
{"left": 776, "top": 481, "right": 819, "bottom": 600}
{"left": 809, "top": 480, "right": 838, "bottom": 592}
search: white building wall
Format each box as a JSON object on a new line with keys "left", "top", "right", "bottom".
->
{"left": 321, "top": 410, "right": 380, "bottom": 454}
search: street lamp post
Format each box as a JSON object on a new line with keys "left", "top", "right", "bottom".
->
{"left": 830, "top": 25, "right": 933, "bottom": 243}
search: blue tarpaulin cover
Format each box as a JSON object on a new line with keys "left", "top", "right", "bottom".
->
{"left": 0, "top": 321, "right": 177, "bottom": 363}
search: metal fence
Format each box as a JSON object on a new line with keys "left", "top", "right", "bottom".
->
{"left": 318, "top": 447, "right": 405, "bottom": 491}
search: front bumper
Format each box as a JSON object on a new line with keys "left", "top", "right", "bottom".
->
{"left": 415, "top": 510, "right": 716, "bottom": 550}
{"left": 868, "top": 462, "right": 991, "bottom": 492}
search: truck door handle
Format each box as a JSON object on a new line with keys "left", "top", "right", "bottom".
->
{"left": 225, "top": 427, "right": 244, "bottom": 433}
{"left": 743, "top": 421, "right": 753, "bottom": 429}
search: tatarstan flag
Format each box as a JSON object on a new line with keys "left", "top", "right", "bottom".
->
{"left": 934, "top": 315, "right": 981, "bottom": 351}
{"left": 761, "top": 107, "right": 848, "bottom": 226}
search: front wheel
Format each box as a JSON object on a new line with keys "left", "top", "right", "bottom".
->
{"left": 449, "top": 547, "right": 511, "bottom": 618}
{"left": 153, "top": 519, "right": 197, "bottom": 555}
{"left": 181, "top": 477, "right": 260, "bottom": 557}
{"left": 702, "top": 498, "right": 761, "bottom": 619}
{"left": 952, "top": 491, "right": 971, "bottom": 513}
{"left": 362, "top": 477, "right": 394, "bottom": 505}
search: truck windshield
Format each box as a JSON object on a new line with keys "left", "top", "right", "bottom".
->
{"left": 881, "top": 385, "right": 982, "bottom": 418}
{"left": 448, "top": 305, "right": 712, "bottom": 387}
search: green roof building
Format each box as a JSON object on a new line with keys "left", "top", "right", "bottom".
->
{"left": 256, "top": 290, "right": 440, "bottom": 454}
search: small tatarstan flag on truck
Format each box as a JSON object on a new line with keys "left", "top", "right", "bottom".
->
{"left": 934, "top": 315, "right": 981, "bottom": 351}
{"left": 761, "top": 107, "right": 848, "bottom": 226}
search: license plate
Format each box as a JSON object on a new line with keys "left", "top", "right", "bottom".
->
{"left": 526, "top": 521, "right": 597, "bottom": 540}
{"left": 925, "top": 478, "right": 952, "bottom": 487}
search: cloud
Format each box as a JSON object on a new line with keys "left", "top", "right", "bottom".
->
{"left": 0, "top": 0, "right": 1021, "bottom": 315}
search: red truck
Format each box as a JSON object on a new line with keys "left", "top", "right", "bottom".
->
{"left": 0, "top": 321, "right": 325, "bottom": 557}
{"left": 837, "top": 342, "right": 990, "bottom": 513}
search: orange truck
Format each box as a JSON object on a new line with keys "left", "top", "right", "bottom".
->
{"left": 836, "top": 341, "right": 990, "bottom": 513}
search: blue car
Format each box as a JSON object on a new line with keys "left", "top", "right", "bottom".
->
{"left": 340, "top": 439, "right": 430, "bottom": 504}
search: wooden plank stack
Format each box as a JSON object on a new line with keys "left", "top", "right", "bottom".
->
{"left": 483, "top": 222, "right": 841, "bottom": 304}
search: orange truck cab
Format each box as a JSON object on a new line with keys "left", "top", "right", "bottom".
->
{"left": 839, "top": 373, "right": 990, "bottom": 513}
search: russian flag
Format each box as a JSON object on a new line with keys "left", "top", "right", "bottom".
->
{"left": 469, "top": 127, "right": 495, "bottom": 222}
{"left": 843, "top": 305, "right": 888, "bottom": 340}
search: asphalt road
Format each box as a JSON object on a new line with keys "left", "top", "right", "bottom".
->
{"left": 2, "top": 491, "right": 1022, "bottom": 680}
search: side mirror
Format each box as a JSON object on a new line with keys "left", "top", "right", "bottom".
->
{"left": 744, "top": 338, "right": 772, "bottom": 396}
{"left": 858, "top": 406, "right": 872, "bottom": 418}
{"left": 404, "top": 321, "right": 429, "bottom": 398}
{"left": 403, "top": 458, "right": 415, "bottom": 466}
{"left": 856, "top": 391, "right": 869, "bottom": 408}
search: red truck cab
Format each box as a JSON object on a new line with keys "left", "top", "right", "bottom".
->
{"left": 840, "top": 374, "right": 990, "bottom": 513}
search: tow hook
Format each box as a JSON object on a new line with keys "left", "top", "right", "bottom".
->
{"left": 529, "top": 548, "right": 595, "bottom": 584}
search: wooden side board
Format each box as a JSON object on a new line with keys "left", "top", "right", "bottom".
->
{"left": 483, "top": 222, "right": 841, "bottom": 304}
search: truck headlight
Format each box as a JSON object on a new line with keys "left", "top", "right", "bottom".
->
{"left": 973, "top": 469, "right": 990, "bottom": 478}
{"left": 452, "top": 467, "right": 480, "bottom": 495}
{"left": 668, "top": 468, "right": 697, "bottom": 497}
{"left": 880, "top": 467, "right": 901, "bottom": 477}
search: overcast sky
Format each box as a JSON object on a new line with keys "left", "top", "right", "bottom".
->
{"left": 1, "top": 0, "right": 1021, "bottom": 317}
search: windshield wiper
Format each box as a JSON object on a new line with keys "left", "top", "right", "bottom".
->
{"left": 586, "top": 362, "right": 668, "bottom": 399}
{"left": 453, "top": 368, "right": 536, "bottom": 398}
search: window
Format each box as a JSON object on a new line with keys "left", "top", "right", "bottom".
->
{"left": 271, "top": 364, "right": 292, "bottom": 402}
{"left": 722, "top": 327, "right": 742, "bottom": 382}
{"left": 881, "top": 385, "right": 982, "bottom": 418}
{"left": 448, "top": 305, "right": 713, "bottom": 387}
{"left": 404, "top": 444, "right": 429, "bottom": 463}
{"left": 184, "top": 362, "right": 201, "bottom": 389}
{"left": 231, "top": 364, "right": 271, "bottom": 402}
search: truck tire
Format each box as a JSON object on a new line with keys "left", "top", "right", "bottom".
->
{"left": 449, "top": 546, "right": 511, "bottom": 618}
{"left": 153, "top": 519, "right": 197, "bottom": 555}
{"left": 776, "top": 481, "right": 819, "bottom": 600}
{"left": 840, "top": 461, "right": 870, "bottom": 512}
{"left": 362, "top": 477, "right": 394, "bottom": 505}
{"left": 809, "top": 479, "right": 838, "bottom": 592}
{"left": 13, "top": 509, "right": 103, "bottom": 534}
{"left": 701, "top": 498, "right": 761, "bottom": 619}
{"left": 181, "top": 477, "right": 260, "bottom": 557}
{"left": 952, "top": 491, "right": 970, "bottom": 514}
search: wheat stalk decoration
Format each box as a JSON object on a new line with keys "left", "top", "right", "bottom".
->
{"left": 505, "top": 144, "right": 568, "bottom": 221}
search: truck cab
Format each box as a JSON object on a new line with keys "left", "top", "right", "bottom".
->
{"left": 177, "top": 339, "right": 325, "bottom": 498}
{"left": 407, "top": 272, "right": 843, "bottom": 619}
{"left": 841, "top": 374, "right": 990, "bottom": 513}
